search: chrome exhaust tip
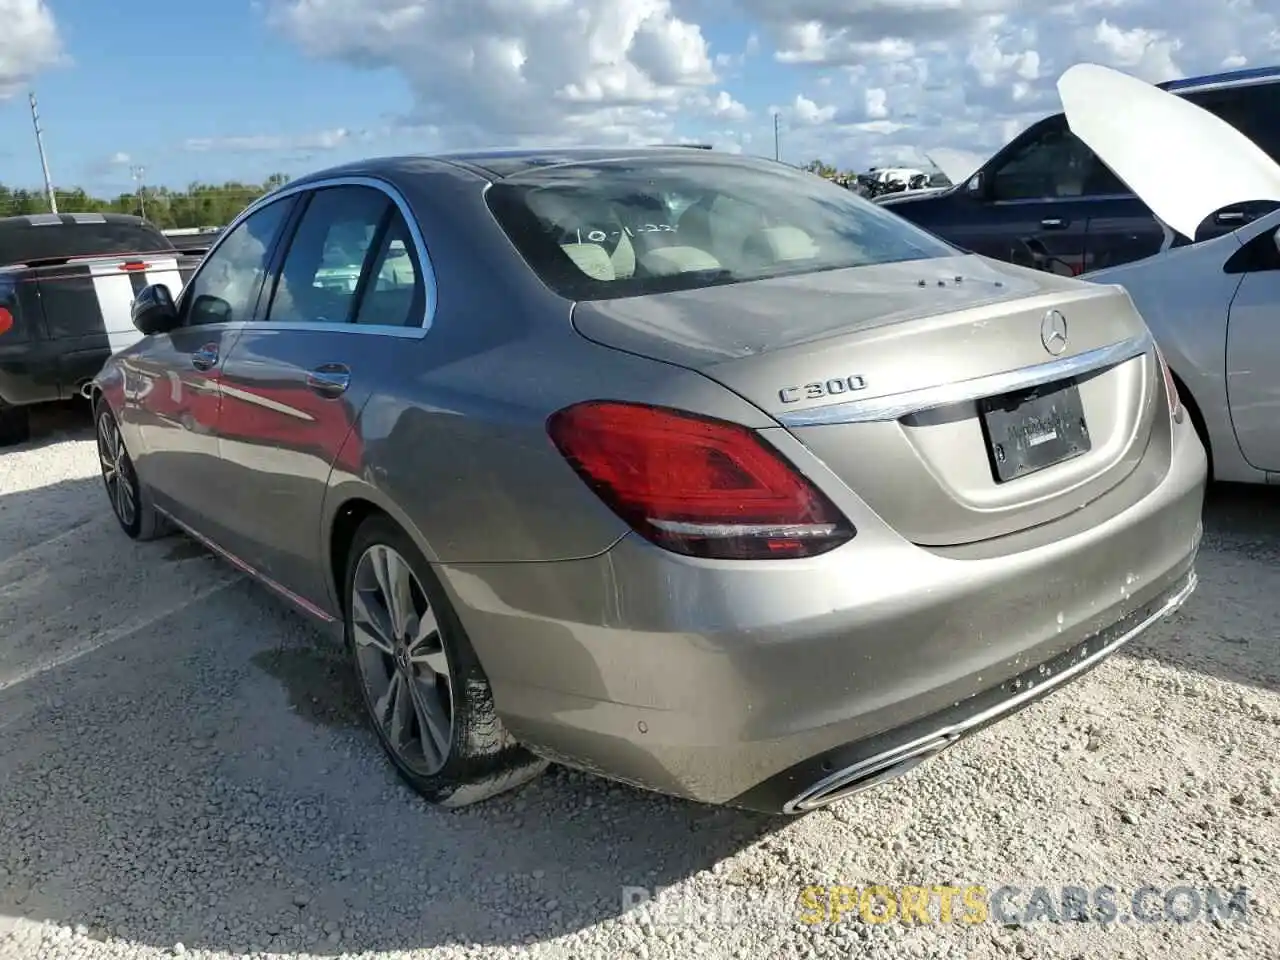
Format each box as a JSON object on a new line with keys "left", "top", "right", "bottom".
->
{"left": 78, "top": 381, "right": 95, "bottom": 400}
{"left": 784, "top": 735, "right": 957, "bottom": 813}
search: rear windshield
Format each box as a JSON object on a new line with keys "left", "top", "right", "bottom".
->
{"left": 485, "top": 158, "right": 956, "bottom": 300}
{"left": 0, "top": 218, "right": 174, "bottom": 266}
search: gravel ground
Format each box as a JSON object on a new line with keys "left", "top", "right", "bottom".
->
{"left": 1, "top": 402, "right": 1278, "bottom": 960}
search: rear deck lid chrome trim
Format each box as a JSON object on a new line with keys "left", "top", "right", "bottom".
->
{"left": 776, "top": 330, "right": 1154, "bottom": 427}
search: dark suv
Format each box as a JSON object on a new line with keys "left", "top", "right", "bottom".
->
{"left": 881, "top": 66, "right": 1280, "bottom": 275}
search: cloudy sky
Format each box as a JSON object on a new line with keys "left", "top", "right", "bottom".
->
{"left": 0, "top": 0, "right": 1277, "bottom": 194}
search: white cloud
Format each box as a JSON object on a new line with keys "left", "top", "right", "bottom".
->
{"left": 259, "top": 0, "right": 1280, "bottom": 170}
{"left": 864, "top": 87, "right": 888, "bottom": 119}
{"left": 269, "top": 0, "right": 715, "bottom": 146}
{"left": 789, "top": 93, "right": 837, "bottom": 125}
{"left": 1090, "top": 19, "right": 1181, "bottom": 81}
{"left": 708, "top": 89, "right": 748, "bottom": 120}
{"left": 109, "top": 152, "right": 131, "bottom": 165}
{"left": 0, "top": 0, "right": 63, "bottom": 98}
{"left": 184, "top": 128, "right": 355, "bottom": 153}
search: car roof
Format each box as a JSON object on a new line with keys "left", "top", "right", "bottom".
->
{"left": 432, "top": 145, "right": 737, "bottom": 179}
{"left": 1158, "top": 64, "right": 1280, "bottom": 94}
{"left": 285, "top": 146, "right": 754, "bottom": 189}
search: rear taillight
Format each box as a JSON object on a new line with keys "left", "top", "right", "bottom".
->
{"left": 1154, "top": 344, "right": 1183, "bottom": 422}
{"left": 547, "top": 400, "right": 855, "bottom": 560}
{"left": 0, "top": 307, "right": 11, "bottom": 336}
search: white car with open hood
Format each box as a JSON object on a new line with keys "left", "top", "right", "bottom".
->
{"left": 1060, "top": 63, "right": 1280, "bottom": 484}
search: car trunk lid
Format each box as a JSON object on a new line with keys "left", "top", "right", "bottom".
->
{"left": 571, "top": 253, "right": 1162, "bottom": 546}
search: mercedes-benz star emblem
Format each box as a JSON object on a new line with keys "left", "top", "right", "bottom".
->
{"left": 1041, "top": 309, "right": 1069, "bottom": 356}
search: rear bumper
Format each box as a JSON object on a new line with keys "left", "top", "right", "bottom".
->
{"left": 735, "top": 567, "right": 1196, "bottom": 813}
{"left": 436, "top": 413, "right": 1207, "bottom": 809}
{"left": 1, "top": 342, "right": 106, "bottom": 406}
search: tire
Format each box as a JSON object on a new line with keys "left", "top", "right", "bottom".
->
{"left": 94, "top": 402, "right": 172, "bottom": 541}
{"left": 0, "top": 401, "right": 30, "bottom": 447}
{"left": 342, "top": 515, "right": 547, "bottom": 807}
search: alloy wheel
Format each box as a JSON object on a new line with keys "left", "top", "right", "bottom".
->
{"left": 351, "top": 543, "right": 454, "bottom": 775}
{"left": 97, "top": 412, "right": 137, "bottom": 529}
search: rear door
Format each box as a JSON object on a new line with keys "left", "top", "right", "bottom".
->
{"left": 1224, "top": 220, "right": 1280, "bottom": 471}
{"left": 214, "top": 183, "right": 428, "bottom": 608}
{"left": 123, "top": 196, "right": 297, "bottom": 532}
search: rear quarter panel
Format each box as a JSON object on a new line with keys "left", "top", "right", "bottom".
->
{"left": 318, "top": 164, "right": 775, "bottom": 576}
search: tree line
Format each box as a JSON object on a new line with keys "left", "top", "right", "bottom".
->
{"left": 0, "top": 173, "right": 291, "bottom": 228}
{"left": 801, "top": 159, "right": 865, "bottom": 180}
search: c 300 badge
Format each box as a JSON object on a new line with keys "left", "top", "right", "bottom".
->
{"left": 779, "top": 376, "right": 867, "bottom": 404}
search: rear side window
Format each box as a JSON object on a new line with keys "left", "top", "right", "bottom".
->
{"left": 0, "top": 216, "right": 172, "bottom": 266}
{"left": 265, "top": 185, "right": 426, "bottom": 327}
{"left": 486, "top": 158, "right": 955, "bottom": 300}
{"left": 266, "top": 186, "right": 389, "bottom": 324}
{"left": 353, "top": 218, "right": 425, "bottom": 327}
{"left": 1184, "top": 83, "right": 1280, "bottom": 161}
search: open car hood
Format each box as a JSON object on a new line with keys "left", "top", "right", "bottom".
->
{"left": 1058, "top": 62, "right": 1280, "bottom": 240}
{"left": 924, "top": 148, "right": 984, "bottom": 186}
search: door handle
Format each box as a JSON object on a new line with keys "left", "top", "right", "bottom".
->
{"left": 1214, "top": 210, "right": 1246, "bottom": 224}
{"left": 190, "top": 344, "right": 219, "bottom": 371}
{"left": 1040, "top": 217, "right": 1067, "bottom": 229}
{"left": 306, "top": 363, "right": 351, "bottom": 398}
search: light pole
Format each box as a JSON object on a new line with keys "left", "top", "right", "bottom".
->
{"left": 28, "top": 91, "right": 57, "bottom": 214}
{"left": 773, "top": 111, "right": 781, "bottom": 162}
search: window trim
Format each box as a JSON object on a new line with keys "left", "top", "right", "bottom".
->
{"left": 184, "top": 175, "right": 439, "bottom": 341}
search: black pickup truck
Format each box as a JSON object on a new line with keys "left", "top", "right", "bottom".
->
{"left": 0, "top": 213, "right": 202, "bottom": 445}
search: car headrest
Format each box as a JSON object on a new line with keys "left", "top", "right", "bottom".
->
{"left": 675, "top": 203, "right": 713, "bottom": 248}
{"left": 639, "top": 246, "right": 722, "bottom": 276}
{"left": 560, "top": 243, "right": 616, "bottom": 281}
{"left": 742, "top": 226, "right": 819, "bottom": 265}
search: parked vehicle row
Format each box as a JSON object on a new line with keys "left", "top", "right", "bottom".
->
{"left": 0, "top": 213, "right": 200, "bottom": 444}
{"left": 1059, "top": 64, "right": 1280, "bottom": 486}
{"left": 91, "top": 137, "right": 1204, "bottom": 813}
{"left": 881, "top": 62, "right": 1280, "bottom": 486}
{"left": 881, "top": 65, "right": 1280, "bottom": 274}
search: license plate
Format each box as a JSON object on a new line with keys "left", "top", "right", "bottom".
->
{"left": 979, "top": 379, "right": 1091, "bottom": 483}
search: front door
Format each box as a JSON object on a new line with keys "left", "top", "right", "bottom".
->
{"left": 124, "top": 195, "right": 297, "bottom": 533}
{"left": 215, "top": 184, "right": 428, "bottom": 608}
{"left": 1225, "top": 221, "right": 1280, "bottom": 471}
{"left": 949, "top": 116, "right": 1097, "bottom": 274}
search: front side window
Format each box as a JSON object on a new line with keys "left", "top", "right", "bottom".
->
{"left": 182, "top": 197, "right": 293, "bottom": 326}
{"left": 989, "top": 120, "right": 1104, "bottom": 202}
{"left": 265, "top": 186, "right": 390, "bottom": 324}
{"left": 485, "top": 157, "right": 956, "bottom": 300}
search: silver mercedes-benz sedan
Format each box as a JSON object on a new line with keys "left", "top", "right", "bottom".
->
{"left": 90, "top": 147, "right": 1206, "bottom": 814}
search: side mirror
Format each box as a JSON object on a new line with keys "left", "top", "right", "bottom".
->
{"left": 190, "top": 293, "right": 233, "bottom": 325}
{"left": 132, "top": 283, "right": 179, "bottom": 336}
{"left": 966, "top": 172, "right": 987, "bottom": 198}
